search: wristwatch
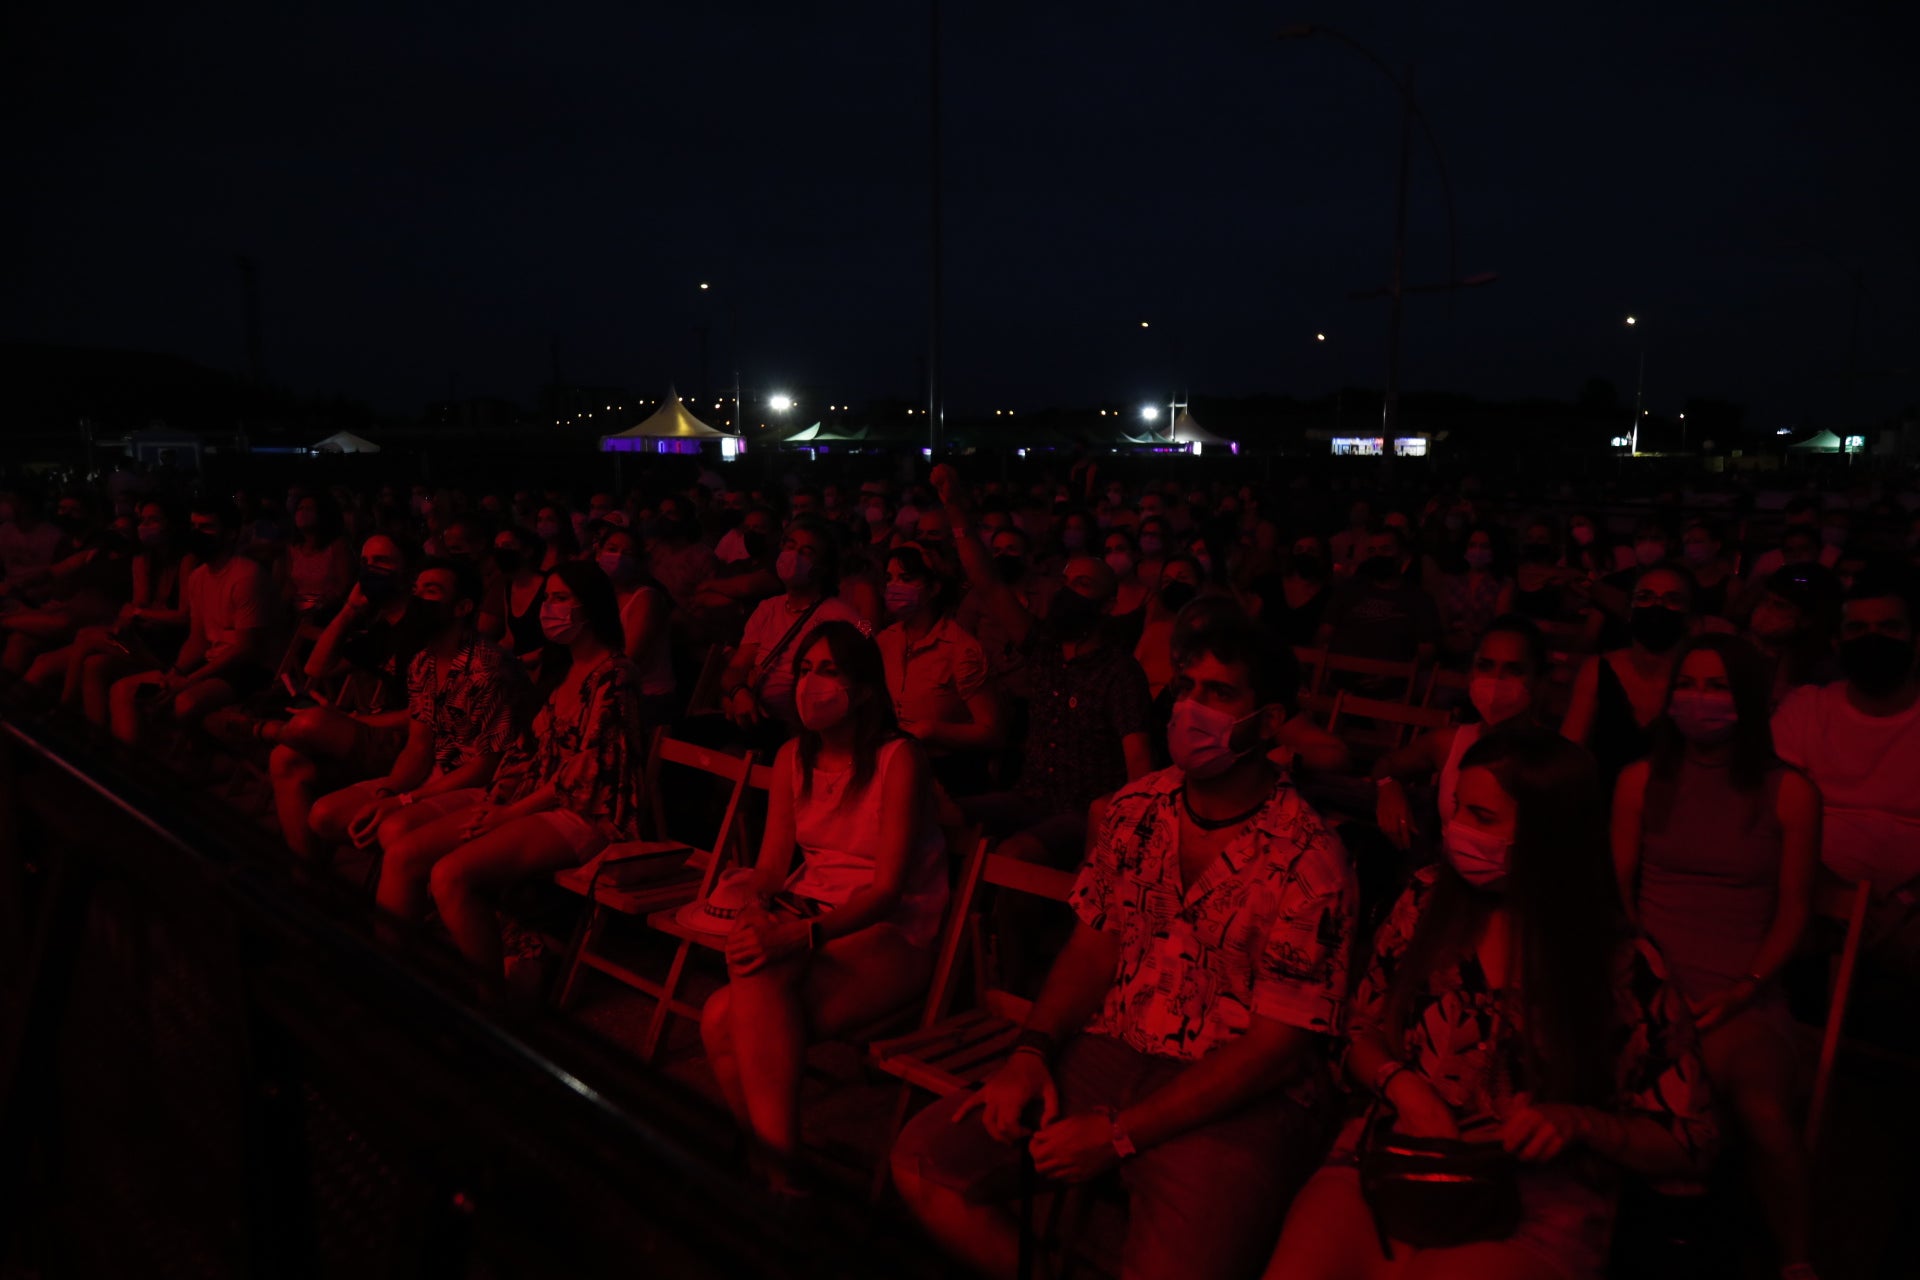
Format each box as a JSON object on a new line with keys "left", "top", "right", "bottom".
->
{"left": 1103, "top": 1108, "right": 1137, "bottom": 1160}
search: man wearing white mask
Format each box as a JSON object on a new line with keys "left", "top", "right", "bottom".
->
{"left": 893, "top": 600, "right": 1357, "bottom": 1280}
{"left": 1372, "top": 615, "right": 1550, "bottom": 852}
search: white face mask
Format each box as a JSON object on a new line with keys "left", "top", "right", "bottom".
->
{"left": 1468, "top": 675, "right": 1532, "bottom": 726}
{"left": 1167, "top": 698, "right": 1265, "bottom": 780}
{"left": 1443, "top": 822, "right": 1511, "bottom": 889}
{"left": 795, "top": 673, "right": 851, "bottom": 731}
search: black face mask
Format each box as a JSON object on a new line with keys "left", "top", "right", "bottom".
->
{"left": 1361, "top": 555, "right": 1400, "bottom": 583}
{"left": 186, "top": 530, "right": 224, "bottom": 561}
{"left": 358, "top": 566, "right": 401, "bottom": 604}
{"left": 1841, "top": 634, "right": 1915, "bottom": 697}
{"left": 1629, "top": 605, "right": 1687, "bottom": 653}
{"left": 1047, "top": 587, "right": 1103, "bottom": 640}
{"left": 491, "top": 546, "right": 524, "bottom": 574}
{"left": 1159, "top": 581, "right": 1198, "bottom": 614}
{"left": 1291, "top": 554, "right": 1325, "bottom": 581}
{"left": 742, "top": 530, "right": 770, "bottom": 561}
{"left": 1521, "top": 544, "right": 1557, "bottom": 566}
{"left": 992, "top": 554, "right": 1027, "bottom": 585}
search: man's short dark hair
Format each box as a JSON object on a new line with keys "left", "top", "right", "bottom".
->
{"left": 1785, "top": 494, "right": 1822, "bottom": 518}
{"left": 187, "top": 498, "right": 240, "bottom": 529}
{"left": 1170, "top": 597, "right": 1299, "bottom": 711}
{"left": 1843, "top": 564, "right": 1919, "bottom": 622}
{"left": 416, "top": 555, "right": 484, "bottom": 606}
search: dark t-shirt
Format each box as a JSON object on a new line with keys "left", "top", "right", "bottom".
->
{"left": 341, "top": 605, "right": 430, "bottom": 711}
{"left": 1013, "top": 631, "right": 1152, "bottom": 815}
{"left": 1321, "top": 579, "right": 1439, "bottom": 660}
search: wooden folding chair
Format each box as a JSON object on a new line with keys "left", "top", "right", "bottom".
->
{"left": 868, "top": 854, "right": 1078, "bottom": 1196}
{"left": 1316, "top": 651, "right": 1421, "bottom": 704}
{"left": 1327, "top": 691, "right": 1455, "bottom": 762}
{"left": 550, "top": 733, "right": 760, "bottom": 1046}
{"left": 1804, "top": 878, "right": 1871, "bottom": 1151}
{"left": 1291, "top": 646, "right": 1326, "bottom": 699}
{"left": 1420, "top": 666, "right": 1470, "bottom": 709}
{"left": 683, "top": 642, "right": 733, "bottom": 718}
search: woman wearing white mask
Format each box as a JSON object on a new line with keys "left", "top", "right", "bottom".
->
{"left": 717, "top": 517, "right": 863, "bottom": 746}
{"left": 1612, "top": 635, "right": 1820, "bottom": 1279}
{"left": 1267, "top": 725, "right": 1716, "bottom": 1280}
{"left": 701, "top": 622, "right": 947, "bottom": 1192}
{"left": 377, "top": 561, "right": 644, "bottom": 978}
{"left": 1374, "top": 617, "right": 1548, "bottom": 853}
{"left": 1100, "top": 528, "right": 1150, "bottom": 616}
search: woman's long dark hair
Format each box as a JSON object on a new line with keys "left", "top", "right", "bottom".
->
{"left": 1644, "top": 633, "right": 1778, "bottom": 833}
{"left": 793, "top": 620, "right": 903, "bottom": 798}
{"left": 547, "top": 559, "right": 625, "bottom": 652}
{"left": 1385, "top": 725, "right": 1622, "bottom": 1106}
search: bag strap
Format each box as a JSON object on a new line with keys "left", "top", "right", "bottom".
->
{"left": 753, "top": 598, "right": 827, "bottom": 683}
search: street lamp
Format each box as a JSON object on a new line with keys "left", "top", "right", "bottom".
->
{"left": 1140, "top": 405, "right": 1161, "bottom": 422}
{"left": 769, "top": 393, "right": 794, "bottom": 412}
{"left": 1279, "top": 24, "right": 1489, "bottom": 445}
{"left": 1625, "top": 315, "right": 1646, "bottom": 454}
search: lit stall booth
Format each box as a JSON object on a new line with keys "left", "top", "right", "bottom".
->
{"left": 1121, "top": 410, "right": 1238, "bottom": 457}
{"left": 599, "top": 390, "right": 743, "bottom": 485}
{"left": 1315, "top": 431, "right": 1432, "bottom": 458}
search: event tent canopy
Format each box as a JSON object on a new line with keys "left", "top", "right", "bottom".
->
{"left": 600, "top": 390, "right": 736, "bottom": 450}
{"left": 778, "top": 421, "right": 871, "bottom": 444}
{"left": 1166, "top": 410, "right": 1230, "bottom": 446}
{"left": 312, "top": 430, "right": 381, "bottom": 454}
{"left": 1786, "top": 430, "right": 1844, "bottom": 453}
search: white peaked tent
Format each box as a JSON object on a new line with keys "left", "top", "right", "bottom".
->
{"left": 312, "top": 430, "right": 381, "bottom": 454}
{"left": 1167, "top": 410, "right": 1231, "bottom": 447}
{"left": 599, "top": 388, "right": 737, "bottom": 450}
{"left": 1786, "top": 430, "right": 1843, "bottom": 454}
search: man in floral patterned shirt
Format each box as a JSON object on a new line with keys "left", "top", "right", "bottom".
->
{"left": 308, "top": 558, "right": 526, "bottom": 858}
{"left": 893, "top": 601, "right": 1357, "bottom": 1280}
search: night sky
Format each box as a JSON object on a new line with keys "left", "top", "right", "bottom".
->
{"left": 4, "top": 1, "right": 1915, "bottom": 427}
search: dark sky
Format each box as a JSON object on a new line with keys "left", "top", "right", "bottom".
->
{"left": 4, "top": 1, "right": 1915, "bottom": 427}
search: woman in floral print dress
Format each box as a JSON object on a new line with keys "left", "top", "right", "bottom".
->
{"left": 1266, "top": 725, "right": 1716, "bottom": 1280}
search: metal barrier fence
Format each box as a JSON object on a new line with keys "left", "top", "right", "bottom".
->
{"left": 0, "top": 711, "right": 953, "bottom": 1279}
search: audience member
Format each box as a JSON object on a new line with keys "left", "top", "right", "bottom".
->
{"left": 1317, "top": 526, "right": 1439, "bottom": 666}
{"left": 379, "top": 561, "right": 644, "bottom": 976}
{"left": 1564, "top": 563, "right": 1695, "bottom": 792}
{"left": 876, "top": 544, "right": 1001, "bottom": 795}
{"left": 1266, "top": 725, "right": 1715, "bottom": 1280}
{"left": 1374, "top": 615, "right": 1549, "bottom": 852}
{"left": 597, "top": 526, "right": 678, "bottom": 727}
{"left": 1772, "top": 571, "right": 1920, "bottom": 978}
{"left": 1436, "top": 526, "right": 1507, "bottom": 662}
{"left": 1613, "top": 634, "right": 1820, "bottom": 1275}
{"left": 701, "top": 623, "right": 949, "bottom": 1192}
{"left": 308, "top": 558, "right": 526, "bottom": 861}
{"left": 893, "top": 604, "right": 1357, "bottom": 1280}
{"left": 107, "top": 500, "right": 275, "bottom": 747}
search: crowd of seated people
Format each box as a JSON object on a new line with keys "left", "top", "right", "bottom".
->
{"left": 4, "top": 458, "right": 1919, "bottom": 1280}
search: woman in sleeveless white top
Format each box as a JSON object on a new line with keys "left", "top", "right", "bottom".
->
{"left": 1374, "top": 618, "right": 1548, "bottom": 850}
{"left": 699, "top": 622, "right": 948, "bottom": 1192}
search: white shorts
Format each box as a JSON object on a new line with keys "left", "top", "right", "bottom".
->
{"left": 528, "top": 808, "right": 609, "bottom": 864}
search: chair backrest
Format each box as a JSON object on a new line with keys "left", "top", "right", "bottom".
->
{"left": 971, "top": 853, "right": 1078, "bottom": 1021}
{"left": 910, "top": 829, "right": 990, "bottom": 1031}
{"left": 1421, "top": 666, "right": 1470, "bottom": 709}
{"left": 1328, "top": 691, "right": 1455, "bottom": 753}
{"left": 1318, "top": 651, "right": 1421, "bottom": 702}
{"left": 684, "top": 643, "right": 733, "bottom": 718}
{"left": 645, "top": 732, "right": 760, "bottom": 869}
{"left": 1292, "top": 646, "right": 1327, "bottom": 696}
{"left": 1805, "top": 878, "right": 1872, "bottom": 1151}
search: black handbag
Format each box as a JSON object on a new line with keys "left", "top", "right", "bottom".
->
{"left": 1357, "top": 1105, "right": 1522, "bottom": 1258}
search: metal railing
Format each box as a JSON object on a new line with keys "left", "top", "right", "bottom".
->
{"left": 0, "top": 706, "right": 954, "bottom": 1279}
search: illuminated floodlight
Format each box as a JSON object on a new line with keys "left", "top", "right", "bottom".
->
{"left": 1140, "top": 406, "right": 1161, "bottom": 422}
{"left": 769, "top": 394, "right": 794, "bottom": 412}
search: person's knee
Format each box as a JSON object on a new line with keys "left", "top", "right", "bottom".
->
{"left": 427, "top": 854, "right": 470, "bottom": 907}
{"left": 375, "top": 813, "right": 414, "bottom": 851}
{"left": 279, "top": 707, "right": 329, "bottom": 753}
{"left": 1735, "top": 1088, "right": 1799, "bottom": 1149}
{"left": 268, "top": 743, "right": 314, "bottom": 781}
